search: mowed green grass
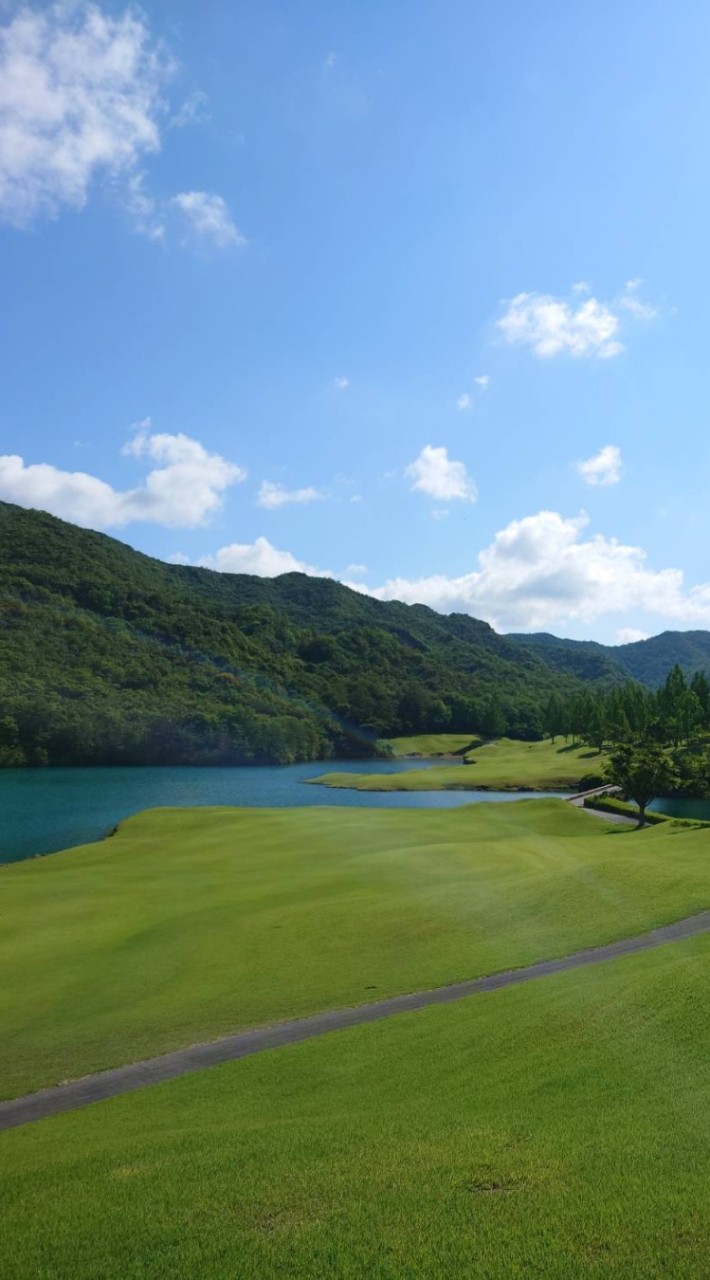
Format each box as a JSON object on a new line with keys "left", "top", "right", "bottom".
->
{"left": 315, "top": 736, "right": 607, "bottom": 791}
{"left": 3, "top": 935, "right": 710, "bottom": 1278}
{"left": 4, "top": 800, "right": 710, "bottom": 1099}
{"left": 383, "top": 732, "right": 482, "bottom": 756}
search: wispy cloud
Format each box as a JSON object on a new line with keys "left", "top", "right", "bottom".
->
{"left": 457, "top": 375, "right": 489, "bottom": 410}
{"left": 257, "top": 481, "right": 324, "bottom": 510}
{"left": 0, "top": 2, "right": 238, "bottom": 249}
{"left": 405, "top": 445, "right": 477, "bottom": 503}
{"left": 171, "top": 191, "right": 245, "bottom": 248}
{"left": 0, "top": 2, "right": 170, "bottom": 227}
{"left": 577, "top": 444, "right": 622, "bottom": 487}
{"left": 333, "top": 375, "right": 350, "bottom": 390}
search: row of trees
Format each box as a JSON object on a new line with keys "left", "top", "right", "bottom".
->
{"left": 543, "top": 665, "right": 710, "bottom": 754}
{"left": 541, "top": 666, "right": 710, "bottom": 826}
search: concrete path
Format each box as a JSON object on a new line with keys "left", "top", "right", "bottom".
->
{"left": 2, "top": 911, "right": 710, "bottom": 1135}
{"left": 571, "top": 799, "right": 638, "bottom": 824}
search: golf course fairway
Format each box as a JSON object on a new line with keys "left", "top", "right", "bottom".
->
{"left": 3, "top": 799, "right": 710, "bottom": 1100}
{"left": 2, "top": 932, "right": 710, "bottom": 1278}
{"left": 315, "top": 737, "right": 609, "bottom": 791}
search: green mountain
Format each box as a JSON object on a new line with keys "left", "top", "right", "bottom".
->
{"left": 509, "top": 630, "right": 710, "bottom": 688}
{"left": 0, "top": 501, "right": 590, "bottom": 767}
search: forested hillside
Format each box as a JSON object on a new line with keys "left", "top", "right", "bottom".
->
{"left": 0, "top": 502, "right": 597, "bottom": 767}
{"left": 509, "top": 630, "right": 710, "bottom": 687}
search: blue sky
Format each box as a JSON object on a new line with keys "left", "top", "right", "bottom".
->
{"left": 1, "top": 0, "right": 710, "bottom": 642}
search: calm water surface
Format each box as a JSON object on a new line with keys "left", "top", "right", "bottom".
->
{"left": 0, "top": 760, "right": 568, "bottom": 864}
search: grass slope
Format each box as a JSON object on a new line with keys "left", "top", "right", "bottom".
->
{"left": 383, "top": 732, "right": 482, "bottom": 756}
{"left": 3, "top": 800, "right": 710, "bottom": 1099}
{"left": 3, "top": 935, "right": 710, "bottom": 1278}
{"left": 314, "top": 736, "right": 607, "bottom": 791}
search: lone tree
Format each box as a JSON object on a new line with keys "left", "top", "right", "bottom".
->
{"left": 605, "top": 742, "right": 678, "bottom": 828}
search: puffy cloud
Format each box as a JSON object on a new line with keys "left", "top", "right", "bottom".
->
{"left": 616, "top": 627, "right": 650, "bottom": 645}
{"left": 257, "top": 481, "right": 324, "bottom": 509}
{"left": 497, "top": 282, "right": 657, "bottom": 360}
{"left": 577, "top": 444, "right": 622, "bottom": 487}
{"left": 171, "top": 191, "right": 243, "bottom": 248}
{"left": 474, "top": 375, "right": 490, "bottom": 391}
{"left": 405, "top": 445, "right": 477, "bottom": 503}
{"left": 456, "top": 393, "right": 472, "bottom": 411}
{"left": 361, "top": 510, "right": 710, "bottom": 631}
{"left": 0, "top": 2, "right": 169, "bottom": 226}
{"left": 194, "top": 537, "right": 331, "bottom": 578}
{"left": 0, "top": 424, "right": 245, "bottom": 528}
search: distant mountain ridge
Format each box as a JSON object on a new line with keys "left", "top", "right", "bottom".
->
{"left": 507, "top": 630, "right": 710, "bottom": 688}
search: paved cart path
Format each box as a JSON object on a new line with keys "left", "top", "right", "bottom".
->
{"left": 2, "top": 910, "right": 710, "bottom": 1134}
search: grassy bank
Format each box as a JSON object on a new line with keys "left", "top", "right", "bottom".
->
{"left": 3, "top": 800, "right": 710, "bottom": 1099}
{"left": 314, "top": 737, "right": 607, "bottom": 791}
{"left": 3, "top": 933, "right": 710, "bottom": 1277}
{"left": 382, "top": 733, "right": 482, "bottom": 757}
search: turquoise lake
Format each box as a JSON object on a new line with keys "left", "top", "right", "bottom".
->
{"left": 0, "top": 760, "right": 569, "bottom": 864}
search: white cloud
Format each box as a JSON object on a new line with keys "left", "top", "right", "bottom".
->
{"left": 346, "top": 562, "right": 367, "bottom": 576}
{"left": 0, "top": 2, "right": 170, "bottom": 227}
{"left": 571, "top": 281, "right": 591, "bottom": 295}
{"left": 257, "top": 481, "right": 324, "bottom": 510}
{"left": 577, "top": 444, "right": 622, "bottom": 487}
{"left": 0, "top": 424, "right": 244, "bottom": 528}
{"left": 0, "top": 4, "right": 238, "bottom": 247}
{"left": 498, "top": 291, "right": 623, "bottom": 359}
{"left": 616, "top": 627, "right": 649, "bottom": 645}
{"left": 194, "top": 537, "right": 332, "bottom": 578}
{"left": 333, "top": 375, "right": 349, "bottom": 390}
{"left": 617, "top": 294, "right": 659, "bottom": 321}
{"left": 170, "top": 89, "right": 209, "bottom": 129}
{"left": 359, "top": 510, "right": 710, "bottom": 631}
{"left": 123, "top": 170, "right": 164, "bottom": 240}
{"left": 497, "top": 283, "right": 658, "bottom": 360}
{"left": 457, "top": 377, "right": 488, "bottom": 409}
{"left": 405, "top": 445, "right": 477, "bottom": 503}
{"left": 171, "top": 191, "right": 244, "bottom": 248}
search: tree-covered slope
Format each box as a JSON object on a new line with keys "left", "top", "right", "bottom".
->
{"left": 510, "top": 629, "right": 710, "bottom": 688}
{"left": 0, "top": 502, "right": 592, "bottom": 766}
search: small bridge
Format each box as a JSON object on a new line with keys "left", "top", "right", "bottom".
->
{"left": 567, "top": 784, "right": 621, "bottom": 806}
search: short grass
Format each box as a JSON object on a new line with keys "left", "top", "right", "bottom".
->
{"left": 314, "top": 736, "right": 607, "bottom": 791}
{"left": 4, "top": 800, "right": 710, "bottom": 1099}
{"left": 3, "top": 934, "right": 710, "bottom": 1278}
{"left": 383, "top": 732, "right": 483, "bottom": 756}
